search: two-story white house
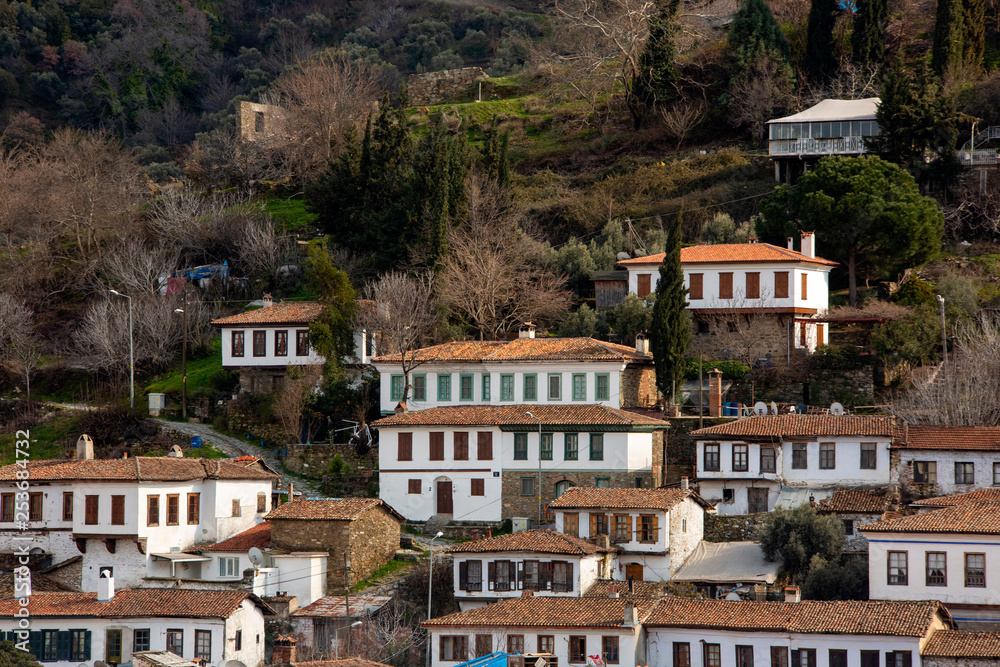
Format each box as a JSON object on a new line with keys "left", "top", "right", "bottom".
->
{"left": 0, "top": 453, "right": 279, "bottom": 591}
{"left": 372, "top": 404, "right": 668, "bottom": 523}
{"left": 691, "top": 415, "right": 900, "bottom": 515}
{"left": 616, "top": 235, "right": 837, "bottom": 359}
{"left": 892, "top": 426, "right": 1000, "bottom": 500}
{"left": 448, "top": 529, "right": 618, "bottom": 610}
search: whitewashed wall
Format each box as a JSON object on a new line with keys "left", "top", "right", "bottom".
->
{"left": 428, "top": 627, "right": 641, "bottom": 667}
{"left": 219, "top": 326, "right": 325, "bottom": 368}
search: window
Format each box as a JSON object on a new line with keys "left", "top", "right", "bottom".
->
{"left": 63, "top": 492, "right": 73, "bottom": 521}
{"left": 106, "top": 629, "right": 122, "bottom": 663}
{"left": 572, "top": 374, "right": 587, "bottom": 400}
{"left": 801, "top": 273, "right": 808, "bottom": 300}
{"left": 514, "top": 433, "right": 528, "bottom": 460}
{"left": 475, "top": 635, "right": 492, "bottom": 658}
{"left": 819, "top": 442, "right": 836, "bottom": 469}
{"left": 861, "top": 442, "right": 877, "bottom": 469}
{"left": 398, "top": 433, "right": 413, "bottom": 461}
{"left": 166, "top": 494, "right": 179, "bottom": 525}
{"left": 771, "top": 647, "right": 788, "bottom": 667}
{"left": 914, "top": 461, "right": 937, "bottom": 484}
{"left": 697, "top": 320, "right": 710, "bottom": 334}
{"left": 569, "top": 636, "right": 587, "bottom": 663}
{"left": 792, "top": 649, "right": 816, "bottom": 667}
{"left": 521, "top": 477, "right": 536, "bottom": 496}
{"left": 548, "top": 374, "right": 562, "bottom": 400}
{"left": 232, "top": 499, "right": 241, "bottom": 517}
{"left": 861, "top": 651, "right": 879, "bottom": 667}
{"left": 110, "top": 495, "right": 124, "bottom": 525}
{"left": 613, "top": 514, "right": 630, "bottom": 542}
{"left": 719, "top": 273, "right": 734, "bottom": 299}
{"left": 994, "top": 462, "right": 1000, "bottom": 485}
{"left": 603, "top": 637, "right": 619, "bottom": 664}
{"left": 524, "top": 374, "right": 537, "bottom": 401}
{"left": 637, "top": 274, "right": 651, "bottom": 297}
{"left": 29, "top": 493, "right": 43, "bottom": 522}
{"left": 843, "top": 519, "right": 854, "bottom": 535}
{"left": 187, "top": 493, "right": 200, "bottom": 525}
{"left": 482, "top": 374, "right": 491, "bottom": 401}
{"left": 40, "top": 630, "right": 57, "bottom": 661}
{"left": 296, "top": 330, "right": 309, "bottom": 356}
{"left": 429, "top": 432, "right": 445, "bottom": 461}
{"left": 219, "top": 557, "right": 239, "bottom": 577}
{"left": 792, "top": 443, "right": 807, "bottom": 469}
{"left": 737, "top": 646, "right": 754, "bottom": 667}
{"left": 477, "top": 432, "right": 493, "bottom": 460}
{"left": 723, "top": 488, "right": 735, "bottom": 503}
{"left": 745, "top": 272, "right": 760, "bottom": 299}
{"left": 252, "top": 331, "right": 266, "bottom": 356}
{"left": 596, "top": 477, "right": 610, "bottom": 488}
{"left": 390, "top": 375, "right": 404, "bottom": 402}
{"left": 195, "top": 630, "right": 211, "bottom": 660}
{"left": 829, "top": 650, "right": 847, "bottom": 667}
{"left": 704, "top": 443, "right": 720, "bottom": 471}
{"left": 147, "top": 495, "right": 159, "bottom": 526}
{"left": 595, "top": 373, "right": 610, "bottom": 401}
{"left": 704, "top": 643, "right": 721, "bottom": 667}
{"left": 274, "top": 330, "right": 288, "bottom": 356}
{"left": 254, "top": 110, "right": 265, "bottom": 132}
{"left": 564, "top": 513, "right": 579, "bottom": 536}
{"left": 761, "top": 446, "right": 776, "bottom": 473}
{"left": 167, "top": 630, "right": 183, "bottom": 657}
{"left": 689, "top": 273, "right": 703, "bottom": 299}
{"left": 460, "top": 374, "right": 474, "bottom": 401}
{"left": 674, "top": 643, "right": 692, "bottom": 667}
{"left": 639, "top": 514, "right": 656, "bottom": 542}
{"left": 235, "top": 630, "right": 242, "bottom": 652}
{"left": 464, "top": 560, "right": 483, "bottom": 591}
{"left": 500, "top": 374, "right": 514, "bottom": 401}
{"left": 732, "top": 444, "right": 748, "bottom": 471}
{"left": 413, "top": 374, "right": 426, "bottom": 401}
{"left": 555, "top": 481, "right": 574, "bottom": 497}
{"left": 956, "top": 462, "right": 975, "bottom": 485}
{"left": 565, "top": 434, "right": 579, "bottom": 460}
{"left": 408, "top": 479, "right": 422, "bottom": 494}
{"left": 232, "top": 331, "right": 245, "bottom": 357}
{"left": 523, "top": 560, "right": 541, "bottom": 589}
{"left": 775, "top": 271, "right": 789, "bottom": 298}
{"left": 885, "top": 652, "right": 912, "bottom": 667}
{"left": 440, "top": 636, "right": 468, "bottom": 662}
{"left": 438, "top": 374, "right": 452, "bottom": 401}
{"left": 69, "top": 631, "right": 90, "bottom": 661}
{"left": 257, "top": 493, "right": 267, "bottom": 513}
{"left": 538, "top": 636, "right": 555, "bottom": 654}
{"left": 888, "top": 551, "right": 908, "bottom": 585}
{"left": 454, "top": 432, "right": 469, "bottom": 461}
{"left": 552, "top": 560, "right": 572, "bottom": 591}
{"left": 926, "top": 552, "right": 947, "bottom": 586}
{"left": 471, "top": 479, "right": 485, "bottom": 496}
{"left": 966, "top": 553, "right": 986, "bottom": 587}
{"left": 590, "top": 433, "right": 604, "bottom": 461}
{"left": 134, "top": 629, "right": 150, "bottom": 653}
{"left": 508, "top": 635, "right": 525, "bottom": 655}
{"left": 540, "top": 433, "right": 553, "bottom": 460}
{"left": 492, "top": 560, "right": 514, "bottom": 591}
{"left": 85, "top": 495, "right": 99, "bottom": 525}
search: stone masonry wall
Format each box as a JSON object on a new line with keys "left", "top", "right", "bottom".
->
{"left": 687, "top": 313, "right": 792, "bottom": 365}
{"left": 622, "top": 365, "right": 659, "bottom": 409}
{"left": 500, "top": 470, "right": 655, "bottom": 522}
{"left": 283, "top": 443, "right": 378, "bottom": 478}
{"left": 238, "top": 100, "right": 285, "bottom": 142}
{"left": 347, "top": 506, "right": 401, "bottom": 587}
{"left": 702, "top": 512, "right": 767, "bottom": 542}
{"left": 407, "top": 67, "right": 489, "bottom": 106}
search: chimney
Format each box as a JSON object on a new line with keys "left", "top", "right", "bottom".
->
{"left": 623, "top": 601, "right": 636, "bottom": 627}
{"left": 708, "top": 368, "right": 723, "bottom": 418}
{"left": 521, "top": 589, "right": 535, "bottom": 597}
{"left": 681, "top": 477, "right": 689, "bottom": 491}
{"left": 262, "top": 293, "right": 273, "bottom": 308}
{"left": 394, "top": 402, "right": 408, "bottom": 415}
{"left": 519, "top": 322, "right": 536, "bottom": 339}
{"left": 635, "top": 334, "right": 650, "bottom": 355}
{"left": 76, "top": 434, "right": 94, "bottom": 461}
{"left": 98, "top": 571, "right": 115, "bottom": 602}
{"left": 609, "top": 583, "right": 619, "bottom": 599}
{"left": 287, "top": 482, "right": 294, "bottom": 502}
{"left": 787, "top": 237, "right": 794, "bottom": 250}
{"left": 784, "top": 585, "right": 801, "bottom": 603}
{"left": 748, "top": 236, "right": 758, "bottom": 244}
{"left": 800, "top": 232, "right": 815, "bottom": 258}
{"left": 272, "top": 635, "right": 297, "bottom": 666}
{"left": 597, "top": 534, "right": 610, "bottom": 549}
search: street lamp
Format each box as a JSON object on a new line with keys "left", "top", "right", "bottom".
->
{"left": 526, "top": 411, "right": 542, "bottom": 526}
{"left": 173, "top": 289, "right": 188, "bottom": 419}
{"left": 936, "top": 294, "right": 947, "bottom": 368}
{"left": 426, "top": 530, "right": 444, "bottom": 667}
{"left": 109, "top": 289, "right": 134, "bottom": 409}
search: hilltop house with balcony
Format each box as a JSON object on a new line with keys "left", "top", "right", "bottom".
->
{"left": 891, "top": 426, "right": 1000, "bottom": 500}
{"left": 691, "top": 415, "right": 900, "bottom": 515}
{"left": 371, "top": 405, "right": 669, "bottom": 523}
{"left": 768, "top": 97, "right": 881, "bottom": 182}
{"left": 548, "top": 487, "right": 710, "bottom": 582}
{"left": 615, "top": 234, "right": 836, "bottom": 360}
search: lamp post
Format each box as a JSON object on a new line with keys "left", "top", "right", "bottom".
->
{"left": 526, "top": 411, "right": 542, "bottom": 526}
{"left": 426, "top": 530, "right": 444, "bottom": 667}
{"left": 936, "top": 294, "right": 947, "bottom": 369}
{"left": 109, "top": 289, "right": 134, "bottom": 409}
{"left": 173, "top": 290, "right": 188, "bottom": 419}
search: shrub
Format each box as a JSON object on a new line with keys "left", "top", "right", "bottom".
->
{"left": 683, "top": 358, "right": 750, "bottom": 381}
{"left": 892, "top": 277, "right": 936, "bottom": 308}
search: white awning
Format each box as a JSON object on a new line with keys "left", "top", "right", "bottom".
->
{"left": 673, "top": 541, "right": 781, "bottom": 584}
{"left": 768, "top": 98, "right": 879, "bottom": 124}
{"left": 151, "top": 553, "right": 212, "bottom": 562}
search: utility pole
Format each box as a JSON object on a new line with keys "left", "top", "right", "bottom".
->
{"left": 343, "top": 554, "right": 352, "bottom": 657}
{"left": 698, "top": 356, "right": 704, "bottom": 429}
{"left": 181, "top": 288, "right": 188, "bottom": 419}
{"left": 936, "top": 295, "right": 947, "bottom": 369}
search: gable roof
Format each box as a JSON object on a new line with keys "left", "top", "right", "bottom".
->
{"left": 266, "top": 498, "right": 404, "bottom": 522}
{"left": 922, "top": 632, "right": 1000, "bottom": 658}
{"left": 911, "top": 488, "right": 1000, "bottom": 508}
{"left": 899, "top": 425, "right": 1000, "bottom": 451}
{"left": 200, "top": 521, "right": 271, "bottom": 552}
{"left": 690, "top": 415, "right": 902, "bottom": 440}
{"left": 292, "top": 594, "right": 393, "bottom": 619}
{"left": 371, "top": 338, "right": 650, "bottom": 365}
{"left": 371, "top": 405, "right": 669, "bottom": 429}
{"left": 548, "top": 487, "right": 708, "bottom": 511}
{"left": 447, "top": 529, "right": 604, "bottom": 556}
{"left": 212, "top": 301, "right": 324, "bottom": 326}
{"left": 0, "top": 457, "right": 280, "bottom": 482}
{"left": 617, "top": 244, "right": 837, "bottom": 268}
{"left": 422, "top": 596, "right": 659, "bottom": 629}
{"left": 817, "top": 488, "right": 894, "bottom": 514}
{"left": 0, "top": 589, "right": 270, "bottom": 618}
{"left": 860, "top": 502, "right": 1000, "bottom": 535}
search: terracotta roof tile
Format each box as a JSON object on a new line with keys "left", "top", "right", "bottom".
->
{"left": 211, "top": 301, "right": 323, "bottom": 326}
{"left": 817, "top": 489, "right": 894, "bottom": 514}
{"left": 691, "top": 415, "right": 902, "bottom": 439}
{"left": 0, "top": 457, "right": 280, "bottom": 482}
{"left": 583, "top": 580, "right": 666, "bottom": 598}
{"left": 901, "top": 426, "right": 1000, "bottom": 450}
{"left": 0, "top": 589, "right": 267, "bottom": 618}
{"left": 861, "top": 502, "right": 1000, "bottom": 534}
{"left": 617, "top": 244, "right": 838, "bottom": 267}
{"left": 549, "top": 487, "right": 702, "bottom": 511}
{"left": 292, "top": 594, "right": 393, "bottom": 618}
{"left": 200, "top": 522, "right": 271, "bottom": 552}
{"left": 447, "top": 529, "right": 602, "bottom": 555}
{"left": 372, "top": 338, "right": 650, "bottom": 364}
{"left": 911, "top": 488, "right": 1000, "bottom": 507}
{"left": 644, "top": 598, "right": 943, "bottom": 636}
{"left": 266, "top": 498, "right": 403, "bottom": 522}
{"left": 923, "top": 632, "right": 1000, "bottom": 658}
{"left": 372, "top": 405, "right": 669, "bottom": 428}
{"left": 422, "top": 596, "right": 659, "bottom": 629}
{"left": 0, "top": 573, "right": 73, "bottom": 596}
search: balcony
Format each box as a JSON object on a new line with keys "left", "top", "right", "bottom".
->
{"left": 769, "top": 136, "right": 869, "bottom": 157}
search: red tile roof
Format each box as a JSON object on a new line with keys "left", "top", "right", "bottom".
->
{"left": 0, "top": 457, "right": 280, "bottom": 482}
{"left": 583, "top": 580, "right": 667, "bottom": 598}
{"left": 617, "top": 244, "right": 838, "bottom": 267}
{"left": 860, "top": 502, "right": 1000, "bottom": 534}
{"left": 549, "top": 487, "right": 703, "bottom": 511}
{"left": 691, "top": 415, "right": 902, "bottom": 439}
{"left": 292, "top": 594, "right": 393, "bottom": 618}
{"left": 0, "top": 588, "right": 269, "bottom": 618}
{"left": 371, "top": 405, "right": 669, "bottom": 428}
{"left": 422, "top": 596, "right": 659, "bottom": 629}
{"left": 900, "top": 426, "right": 1000, "bottom": 450}
{"left": 923, "top": 632, "right": 1000, "bottom": 658}
{"left": 212, "top": 301, "right": 324, "bottom": 326}
{"left": 266, "top": 498, "right": 404, "bottom": 522}
{"left": 372, "top": 338, "right": 650, "bottom": 364}
{"left": 0, "top": 573, "right": 73, "bottom": 596}
{"left": 644, "top": 598, "right": 944, "bottom": 637}
{"left": 447, "top": 529, "right": 603, "bottom": 555}
{"left": 817, "top": 489, "right": 894, "bottom": 514}
{"left": 200, "top": 522, "right": 271, "bottom": 552}
{"left": 911, "top": 488, "right": 1000, "bottom": 507}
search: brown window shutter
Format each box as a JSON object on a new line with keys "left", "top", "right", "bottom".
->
{"left": 800, "top": 323, "right": 808, "bottom": 346}
{"left": 817, "top": 324, "right": 825, "bottom": 345}
{"left": 801, "top": 273, "right": 808, "bottom": 300}
{"left": 430, "top": 432, "right": 445, "bottom": 461}
{"left": 111, "top": 496, "right": 124, "bottom": 525}
{"left": 689, "top": 273, "right": 703, "bottom": 300}
{"left": 589, "top": 513, "right": 597, "bottom": 538}
{"left": 637, "top": 274, "right": 651, "bottom": 297}
{"left": 398, "top": 432, "right": 413, "bottom": 461}
{"left": 188, "top": 493, "right": 200, "bottom": 524}
{"left": 627, "top": 515, "right": 634, "bottom": 541}
{"left": 85, "top": 495, "right": 99, "bottom": 525}
{"left": 478, "top": 432, "right": 493, "bottom": 460}
{"left": 652, "top": 514, "right": 660, "bottom": 542}
{"left": 567, "top": 561, "right": 574, "bottom": 589}
{"left": 488, "top": 561, "right": 496, "bottom": 590}
{"left": 746, "top": 272, "right": 760, "bottom": 299}
{"left": 541, "top": 561, "right": 553, "bottom": 589}
{"left": 459, "top": 561, "right": 468, "bottom": 590}
{"left": 775, "top": 271, "right": 789, "bottom": 298}
{"left": 454, "top": 432, "right": 469, "bottom": 460}
{"left": 720, "top": 273, "right": 733, "bottom": 299}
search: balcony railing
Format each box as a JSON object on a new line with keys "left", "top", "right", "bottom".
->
{"left": 769, "top": 136, "right": 869, "bottom": 157}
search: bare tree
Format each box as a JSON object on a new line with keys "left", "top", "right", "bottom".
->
{"left": 660, "top": 101, "right": 706, "bottom": 150}
{"left": 0, "top": 293, "right": 37, "bottom": 396}
{"left": 347, "top": 600, "right": 425, "bottom": 667}
{"left": 728, "top": 55, "right": 794, "bottom": 143}
{"left": 72, "top": 296, "right": 183, "bottom": 378}
{"left": 699, "top": 288, "right": 783, "bottom": 366}
{"left": 101, "top": 240, "right": 181, "bottom": 298}
{"left": 273, "top": 364, "right": 323, "bottom": 443}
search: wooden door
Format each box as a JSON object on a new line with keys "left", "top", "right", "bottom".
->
{"left": 625, "top": 563, "right": 643, "bottom": 581}
{"left": 637, "top": 274, "right": 651, "bottom": 297}
{"left": 748, "top": 487, "right": 769, "bottom": 514}
{"left": 437, "top": 481, "right": 453, "bottom": 514}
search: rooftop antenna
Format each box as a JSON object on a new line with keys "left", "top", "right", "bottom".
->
{"left": 753, "top": 401, "right": 767, "bottom": 416}
{"left": 248, "top": 547, "right": 264, "bottom": 569}
{"left": 829, "top": 402, "right": 845, "bottom": 415}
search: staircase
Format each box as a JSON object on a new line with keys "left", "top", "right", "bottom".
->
{"left": 424, "top": 513, "right": 452, "bottom": 536}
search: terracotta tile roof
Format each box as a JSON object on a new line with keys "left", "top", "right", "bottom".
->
{"left": 422, "top": 596, "right": 659, "bottom": 629}
{"left": 691, "top": 415, "right": 902, "bottom": 440}
{"left": 447, "top": 529, "right": 602, "bottom": 555}
{"left": 912, "top": 488, "right": 1000, "bottom": 507}
{"left": 861, "top": 502, "right": 1000, "bottom": 534}
{"left": 211, "top": 301, "right": 323, "bottom": 326}
{"left": 901, "top": 426, "right": 1000, "bottom": 450}
{"left": 0, "top": 588, "right": 269, "bottom": 618}
{"left": 371, "top": 405, "right": 669, "bottom": 428}
{"left": 616, "top": 244, "right": 838, "bottom": 267}
{"left": 0, "top": 457, "right": 280, "bottom": 482}
{"left": 644, "top": 598, "right": 943, "bottom": 636}
{"left": 923, "top": 632, "right": 1000, "bottom": 658}
{"left": 200, "top": 522, "right": 271, "bottom": 552}
{"left": 583, "top": 580, "right": 667, "bottom": 598}
{"left": 0, "top": 573, "right": 73, "bottom": 596}
{"left": 372, "top": 338, "right": 650, "bottom": 364}
{"left": 817, "top": 489, "right": 894, "bottom": 514}
{"left": 292, "top": 594, "right": 393, "bottom": 618}
{"left": 266, "top": 498, "right": 404, "bottom": 522}
{"left": 295, "top": 660, "right": 392, "bottom": 667}
{"left": 549, "top": 487, "right": 702, "bottom": 511}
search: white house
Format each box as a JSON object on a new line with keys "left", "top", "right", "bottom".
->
{"left": 0, "top": 454, "right": 279, "bottom": 592}
{"left": 892, "top": 426, "right": 1000, "bottom": 499}
{"left": 691, "top": 414, "right": 899, "bottom": 515}
{"left": 0, "top": 579, "right": 270, "bottom": 667}
{"left": 447, "top": 529, "right": 618, "bottom": 610}
{"left": 423, "top": 595, "right": 658, "bottom": 667}
{"left": 548, "top": 486, "right": 709, "bottom": 582}
{"left": 371, "top": 404, "right": 668, "bottom": 523}
{"left": 371, "top": 333, "right": 658, "bottom": 415}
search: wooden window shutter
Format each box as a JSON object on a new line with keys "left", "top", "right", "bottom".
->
{"left": 746, "top": 272, "right": 760, "bottom": 299}
{"left": 775, "top": 272, "right": 789, "bottom": 298}
{"left": 589, "top": 513, "right": 597, "bottom": 538}
{"left": 430, "top": 432, "right": 445, "bottom": 461}
{"left": 689, "top": 273, "right": 703, "bottom": 300}
{"left": 637, "top": 274, "right": 651, "bottom": 297}
{"left": 459, "top": 561, "right": 468, "bottom": 590}
{"left": 517, "top": 562, "right": 524, "bottom": 589}
{"left": 111, "top": 496, "right": 125, "bottom": 525}
{"left": 817, "top": 324, "right": 825, "bottom": 346}
{"left": 454, "top": 432, "right": 469, "bottom": 460}
{"left": 801, "top": 273, "right": 808, "bottom": 300}
{"left": 541, "top": 562, "right": 553, "bottom": 589}
{"left": 720, "top": 273, "right": 733, "bottom": 299}
{"left": 398, "top": 433, "right": 413, "bottom": 461}
{"left": 627, "top": 515, "right": 634, "bottom": 540}
{"left": 488, "top": 561, "right": 496, "bottom": 590}
{"left": 800, "top": 323, "right": 808, "bottom": 346}
{"left": 567, "top": 561, "right": 574, "bottom": 589}
{"left": 792, "top": 651, "right": 800, "bottom": 667}
{"left": 478, "top": 432, "right": 493, "bottom": 460}
{"left": 652, "top": 514, "right": 660, "bottom": 542}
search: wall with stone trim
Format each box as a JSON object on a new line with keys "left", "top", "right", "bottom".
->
{"left": 924, "top": 657, "right": 1000, "bottom": 667}
{"left": 622, "top": 365, "right": 659, "bottom": 408}
{"left": 283, "top": 443, "right": 378, "bottom": 477}
{"left": 238, "top": 101, "right": 285, "bottom": 142}
{"left": 407, "top": 67, "right": 489, "bottom": 106}
{"left": 702, "top": 512, "right": 766, "bottom": 542}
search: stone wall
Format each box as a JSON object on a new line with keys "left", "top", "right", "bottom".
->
{"left": 500, "top": 470, "right": 655, "bottom": 521}
{"left": 238, "top": 100, "right": 285, "bottom": 142}
{"left": 407, "top": 67, "right": 489, "bottom": 106}
{"left": 622, "top": 365, "right": 659, "bottom": 409}
{"left": 924, "top": 658, "right": 1000, "bottom": 667}
{"left": 664, "top": 417, "right": 731, "bottom": 485}
{"left": 687, "top": 313, "right": 794, "bottom": 366}
{"left": 702, "top": 512, "right": 767, "bottom": 542}
{"left": 283, "top": 443, "right": 378, "bottom": 478}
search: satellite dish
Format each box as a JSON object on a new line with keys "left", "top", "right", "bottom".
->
{"left": 248, "top": 547, "right": 264, "bottom": 568}
{"left": 168, "top": 444, "right": 184, "bottom": 458}
{"left": 769, "top": 401, "right": 778, "bottom": 415}
{"left": 795, "top": 402, "right": 807, "bottom": 415}
{"left": 725, "top": 592, "right": 742, "bottom": 601}
{"left": 616, "top": 251, "right": 631, "bottom": 261}
{"left": 753, "top": 402, "right": 767, "bottom": 416}
{"left": 830, "top": 402, "right": 844, "bottom": 415}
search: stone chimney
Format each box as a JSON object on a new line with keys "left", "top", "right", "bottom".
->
{"left": 287, "top": 481, "right": 294, "bottom": 502}
{"left": 76, "top": 434, "right": 94, "bottom": 461}
{"left": 609, "top": 583, "right": 619, "bottom": 599}
{"left": 784, "top": 585, "right": 801, "bottom": 603}
{"left": 635, "top": 334, "right": 650, "bottom": 355}
{"left": 394, "top": 401, "right": 408, "bottom": 415}
{"left": 519, "top": 322, "right": 536, "bottom": 339}
{"left": 98, "top": 571, "right": 114, "bottom": 602}
{"left": 708, "top": 368, "right": 723, "bottom": 418}
{"left": 800, "top": 232, "right": 815, "bottom": 258}
{"left": 681, "top": 477, "right": 689, "bottom": 491}
{"left": 272, "top": 635, "right": 297, "bottom": 666}
{"left": 748, "top": 236, "right": 758, "bottom": 244}
{"left": 787, "top": 237, "right": 794, "bottom": 250}
{"left": 596, "top": 534, "right": 610, "bottom": 549}
{"left": 521, "top": 589, "right": 535, "bottom": 597}
{"left": 623, "top": 601, "right": 636, "bottom": 627}
{"left": 262, "top": 293, "right": 273, "bottom": 308}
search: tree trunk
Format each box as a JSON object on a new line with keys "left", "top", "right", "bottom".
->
{"left": 848, "top": 248, "right": 858, "bottom": 308}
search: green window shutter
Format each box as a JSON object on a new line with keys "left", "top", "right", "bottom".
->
{"left": 29, "top": 631, "right": 43, "bottom": 659}
{"left": 83, "top": 631, "right": 92, "bottom": 660}
{"left": 482, "top": 374, "right": 491, "bottom": 401}
{"left": 57, "top": 631, "right": 72, "bottom": 661}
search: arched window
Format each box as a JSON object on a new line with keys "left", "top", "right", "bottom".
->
{"left": 555, "top": 481, "right": 575, "bottom": 497}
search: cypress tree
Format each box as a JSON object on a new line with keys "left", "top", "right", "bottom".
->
{"left": 648, "top": 210, "right": 691, "bottom": 402}
{"left": 806, "top": 0, "right": 839, "bottom": 81}
{"left": 635, "top": 0, "right": 682, "bottom": 110}
{"left": 482, "top": 115, "right": 511, "bottom": 191}
{"left": 962, "top": 0, "right": 984, "bottom": 72}
{"left": 851, "top": 0, "right": 887, "bottom": 65}
{"left": 728, "top": 0, "right": 791, "bottom": 75}
{"left": 931, "top": 0, "right": 964, "bottom": 76}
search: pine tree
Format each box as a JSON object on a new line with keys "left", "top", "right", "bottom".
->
{"left": 648, "top": 210, "right": 691, "bottom": 402}
{"left": 728, "top": 0, "right": 791, "bottom": 75}
{"left": 851, "top": 0, "right": 887, "bottom": 65}
{"left": 962, "top": 0, "right": 984, "bottom": 72}
{"left": 931, "top": 0, "right": 964, "bottom": 76}
{"left": 634, "top": 0, "right": 682, "bottom": 110}
{"left": 806, "top": 0, "right": 839, "bottom": 81}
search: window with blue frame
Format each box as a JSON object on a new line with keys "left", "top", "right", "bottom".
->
{"left": 572, "top": 374, "right": 587, "bottom": 400}
{"left": 413, "top": 374, "right": 426, "bottom": 401}
{"left": 590, "top": 434, "right": 604, "bottom": 461}
{"left": 565, "top": 434, "right": 579, "bottom": 460}
{"left": 540, "top": 433, "right": 553, "bottom": 460}
{"left": 390, "top": 375, "right": 404, "bottom": 402}
{"left": 514, "top": 433, "right": 528, "bottom": 460}
{"left": 438, "top": 374, "right": 452, "bottom": 401}
{"left": 548, "top": 373, "right": 562, "bottom": 400}
{"left": 460, "top": 374, "right": 474, "bottom": 401}
{"left": 524, "top": 374, "right": 537, "bottom": 401}
{"left": 595, "top": 373, "right": 610, "bottom": 401}
{"left": 482, "top": 374, "right": 491, "bottom": 401}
